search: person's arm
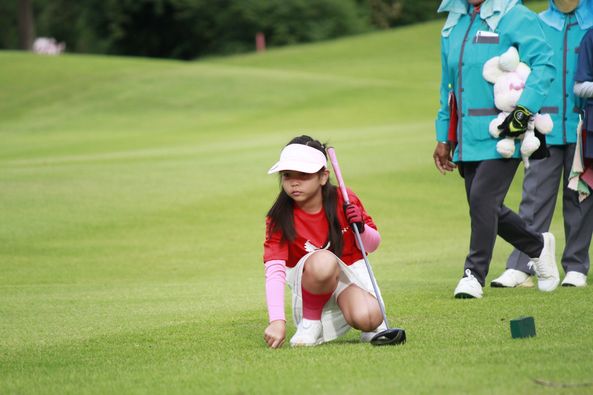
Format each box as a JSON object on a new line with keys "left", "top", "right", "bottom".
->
{"left": 435, "top": 36, "right": 451, "bottom": 143}
{"left": 495, "top": 8, "right": 555, "bottom": 138}
{"left": 574, "top": 31, "right": 593, "bottom": 97}
{"left": 434, "top": 36, "right": 456, "bottom": 174}
{"left": 264, "top": 260, "right": 286, "bottom": 322}
{"left": 508, "top": 8, "right": 556, "bottom": 113}
{"left": 358, "top": 225, "right": 381, "bottom": 253}
{"left": 574, "top": 82, "right": 593, "bottom": 98}
{"left": 262, "top": 218, "right": 288, "bottom": 349}
{"left": 263, "top": 260, "right": 286, "bottom": 349}
{"left": 344, "top": 190, "right": 381, "bottom": 253}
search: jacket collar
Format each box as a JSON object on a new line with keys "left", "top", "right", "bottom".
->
{"left": 539, "top": 0, "right": 593, "bottom": 30}
{"left": 438, "top": 0, "right": 521, "bottom": 37}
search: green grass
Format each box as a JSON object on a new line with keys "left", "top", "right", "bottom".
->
{"left": 2, "top": 5, "right": 593, "bottom": 394}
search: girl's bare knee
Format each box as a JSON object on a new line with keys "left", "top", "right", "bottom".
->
{"left": 354, "top": 313, "right": 379, "bottom": 332}
{"left": 304, "top": 250, "right": 339, "bottom": 282}
{"left": 350, "top": 298, "right": 382, "bottom": 332}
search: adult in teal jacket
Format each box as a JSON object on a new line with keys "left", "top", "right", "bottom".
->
{"left": 432, "top": 0, "right": 559, "bottom": 298}
{"left": 492, "top": 0, "right": 593, "bottom": 290}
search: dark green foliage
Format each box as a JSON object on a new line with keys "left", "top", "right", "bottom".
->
{"left": 359, "top": 0, "right": 546, "bottom": 28}
{"left": 1, "top": 0, "right": 369, "bottom": 59}
{"left": 357, "top": 0, "right": 441, "bottom": 29}
{"left": 32, "top": 0, "right": 111, "bottom": 54}
{"left": 395, "top": 0, "right": 442, "bottom": 26}
{"left": 103, "top": 0, "right": 368, "bottom": 59}
{"left": 0, "top": 1, "right": 19, "bottom": 48}
{"left": 0, "top": 0, "right": 547, "bottom": 59}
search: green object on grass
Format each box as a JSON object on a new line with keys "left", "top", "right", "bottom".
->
{"left": 510, "top": 316, "right": 536, "bottom": 339}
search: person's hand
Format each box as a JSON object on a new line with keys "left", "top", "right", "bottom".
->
{"left": 344, "top": 203, "right": 364, "bottom": 233}
{"left": 433, "top": 142, "right": 456, "bottom": 175}
{"left": 498, "top": 105, "right": 532, "bottom": 138}
{"left": 264, "top": 320, "right": 286, "bottom": 349}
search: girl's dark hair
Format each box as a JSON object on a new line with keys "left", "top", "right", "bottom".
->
{"left": 267, "top": 135, "right": 344, "bottom": 257}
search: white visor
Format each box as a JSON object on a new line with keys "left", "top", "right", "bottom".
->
{"left": 267, "top": 144, "right": 327, "bottom": 174}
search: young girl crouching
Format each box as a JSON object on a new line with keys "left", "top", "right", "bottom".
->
{"left": 263, "top": 135, "right": 386, "bottom": 348}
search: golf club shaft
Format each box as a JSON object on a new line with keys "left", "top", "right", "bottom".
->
{"left": 327, "top": 147, "right": 390, "bottom": 328}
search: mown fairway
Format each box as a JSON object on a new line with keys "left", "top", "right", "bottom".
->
{"left": 2, "top": 6, "right": 592, "bottom": 394}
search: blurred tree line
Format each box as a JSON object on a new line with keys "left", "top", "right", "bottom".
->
{"left": 1, "top": 0, "right": 445, "bottom": 59}
{"left": 0, "top": 0, "right": 540, "bottom": 60}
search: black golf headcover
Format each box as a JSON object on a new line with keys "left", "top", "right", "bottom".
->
{"left": 498, "top": 105, "right": 533, "bottom": 138}
{"left": 529, "top": 128, "right": 550, "bottom": 160}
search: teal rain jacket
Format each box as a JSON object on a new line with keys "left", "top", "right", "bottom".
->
{"left": 538, "top": 0, "right": 593, "bottom": 145}
{"left": 435, "top": 2, "right": 555, "bottom": 162}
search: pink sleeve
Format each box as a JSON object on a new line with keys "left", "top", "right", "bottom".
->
{"left": 359, "top": 225, "right": 381, "bottom": 253}
{"left": 264, "top": 260, "right": 286, "bottom": 322}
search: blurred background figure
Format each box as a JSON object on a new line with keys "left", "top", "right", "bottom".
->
{"left": 491, "top": 0, "right": 593, "bottom": 289}
{"left": 32, "top": 37, "right": 65, "bottom": 55}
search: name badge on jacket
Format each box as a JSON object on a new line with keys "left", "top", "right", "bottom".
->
{"left": 474, "top": 30, "right": 499, "bottom": 44}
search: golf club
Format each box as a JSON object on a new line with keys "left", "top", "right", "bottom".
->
{"left": 327, "top": 147, "right": 406, "bottom": 346}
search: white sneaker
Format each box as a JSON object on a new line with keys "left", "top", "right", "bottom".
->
{"left": 290, "top": 319, "right": 323, "bottom": 347}
{"left": 561, "top": 271, "right": 587, "bottom": 287}
{"left": 454, "top": 269, "right": 483, "bottom": 299}
{"left": 490, "top": 269, "right": 534, "bottom": 288}
{"left": 528, "top": 232, "right": 560, "bottom": 292}
{"left": 360, "top": 322, "right": 387, "bottom": 343}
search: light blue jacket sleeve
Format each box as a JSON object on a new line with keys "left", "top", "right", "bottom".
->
{"left": 435, "top": 36, "right": 450, "bottom": 142}
{"left": 506, "top": 7, "right": 556, "bottom": 113}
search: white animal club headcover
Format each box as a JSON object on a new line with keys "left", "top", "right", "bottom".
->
{"left": 483, "top": 47, "right": 554, "bottom": 167}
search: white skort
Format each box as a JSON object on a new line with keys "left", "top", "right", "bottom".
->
{"left": 286, "top": 250, "right": 382, "bottom": 342}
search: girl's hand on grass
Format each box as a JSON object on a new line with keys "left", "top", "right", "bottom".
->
{"left": 264, "top": 320, "right": 286, "bottom": 349}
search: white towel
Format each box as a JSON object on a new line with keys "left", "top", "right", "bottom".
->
{"left": 568, "top": 116, "right": 591, "bottom": 202}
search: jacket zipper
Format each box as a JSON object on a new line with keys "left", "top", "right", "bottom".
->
{"left": 457, "top": 9, "right": 478, "bottom": 161}
{"left": 562, "top": 16, "right": 570, "bottom": 143}
{"left": 562, "top": 16, "right": 579, "bottom": 144}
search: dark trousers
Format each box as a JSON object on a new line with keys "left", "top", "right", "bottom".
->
{"left": 506, "top": 145, "right": 593, "bottom": 275}
{"left": 461, "top": 159, "right": 544, "bottom": 285}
